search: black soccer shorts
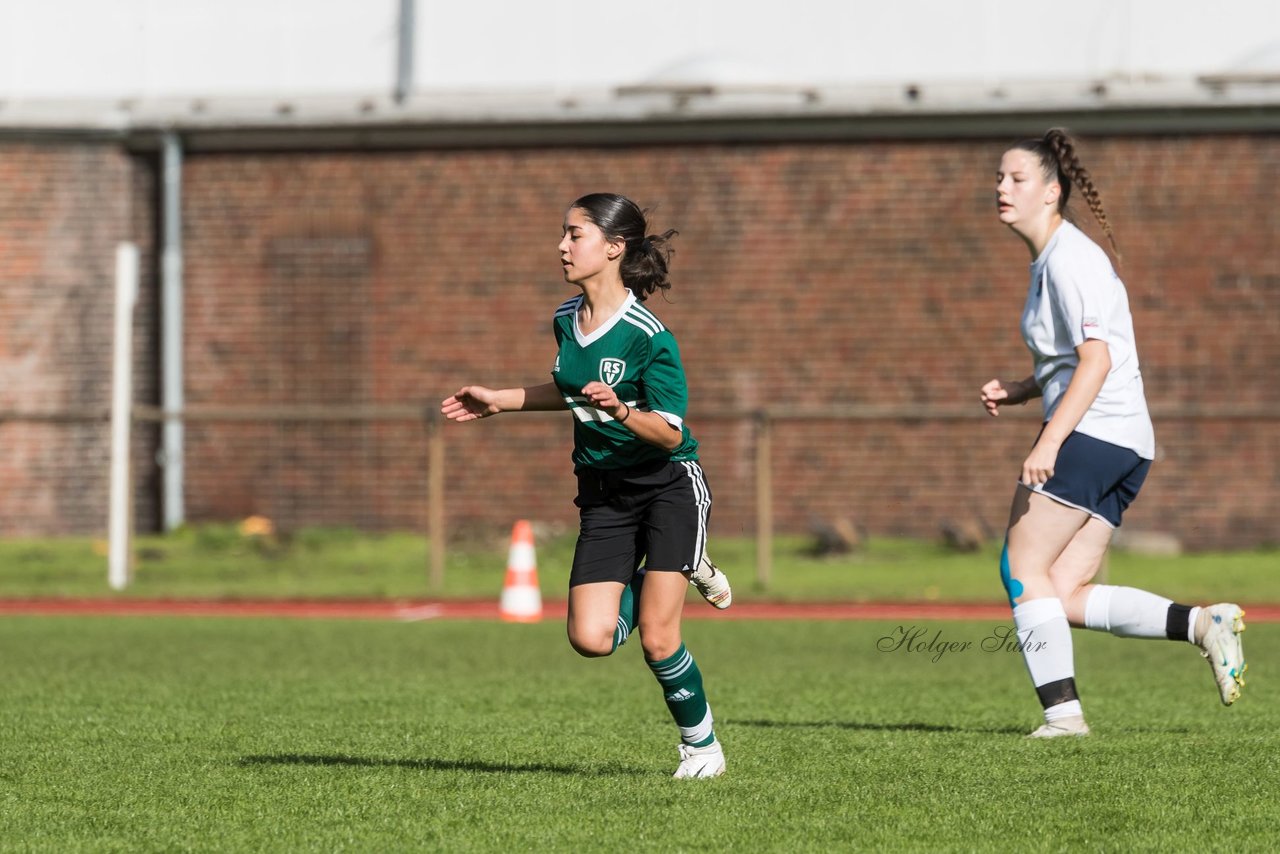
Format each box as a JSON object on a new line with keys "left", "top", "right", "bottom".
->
{"left": 569, "top": 458, "right": 712, "bottom": 587}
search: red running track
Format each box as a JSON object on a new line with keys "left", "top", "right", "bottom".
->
{"left": 2, "top": 598, "right": 1279, "bottom": 623}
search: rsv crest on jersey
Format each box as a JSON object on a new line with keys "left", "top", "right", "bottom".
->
{"left": 599, "top": 358, "right": 626, "bottom": 387}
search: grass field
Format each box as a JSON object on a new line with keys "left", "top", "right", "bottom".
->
{"left": 1, "top": 526, "right": 1276, "bottom": 604}
{"left": 2, "top": 615, "right": 1275, "bottom": 851}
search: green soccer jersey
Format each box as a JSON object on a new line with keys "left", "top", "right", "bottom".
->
{"left": 551, "top": 291, "right": 700, "bottom": 470}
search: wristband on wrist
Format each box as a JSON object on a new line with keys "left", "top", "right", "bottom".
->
{"left": 617, "top": 402, "right": 631, "bottom": 423}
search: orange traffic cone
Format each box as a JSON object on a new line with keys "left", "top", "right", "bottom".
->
{"left": 500, "top": 519, "right": 542, "bottom": 623}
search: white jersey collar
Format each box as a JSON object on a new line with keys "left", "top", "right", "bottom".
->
{"left": 573, "top": 289, "right": 636, "bottom": 348}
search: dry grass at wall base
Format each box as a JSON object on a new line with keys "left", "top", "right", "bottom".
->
{"left": 0, "top": 527, "right": 1276, "bottom": 603}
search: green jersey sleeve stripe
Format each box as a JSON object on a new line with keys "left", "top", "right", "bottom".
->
{"left": 553, "top": 297, "right": 581, "bottom": 321}
{"left": 622, "top": 311, "right": 662, "bottom": 337}
{"left": 629, "top": 303, "right": 666, "bottom": 332}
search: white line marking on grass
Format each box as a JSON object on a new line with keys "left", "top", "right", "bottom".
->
{"left": 396, "top": 604, "right": 445, "bottom": 622}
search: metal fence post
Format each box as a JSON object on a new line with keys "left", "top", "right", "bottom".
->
{"left": 754, "top": 409, "right": 773, "bottom": 590}
{"left": 426, "top": 408, "right": 446, "bottom": 592}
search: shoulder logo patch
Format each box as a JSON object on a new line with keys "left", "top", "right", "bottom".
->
{"left": 599, "top": 358, "right": 626, "bottom": 387}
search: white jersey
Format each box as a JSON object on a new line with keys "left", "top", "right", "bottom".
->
{"left": 1021, "top": 221, "right": 1155, "bottom": 459}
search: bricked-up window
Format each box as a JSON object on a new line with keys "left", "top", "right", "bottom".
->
{"left": 264, "top": 235, "right": 373, "bottom": 404}
{"left": 260, "top": 234, "right": 379, "bottom": 528}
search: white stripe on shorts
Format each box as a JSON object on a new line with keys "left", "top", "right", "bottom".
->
{"left": 1021, "top": 480, "right": 1118, "bottom": 529}
{"left": 679, "top": 460, "right": 712, "bottom": 567}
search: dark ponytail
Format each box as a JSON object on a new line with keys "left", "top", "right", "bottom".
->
{"left": 570, "top": 193, "right": 678, "bottom": 301}
{"left": 1013, "top": 128, "right": 1120, "bottom": 258}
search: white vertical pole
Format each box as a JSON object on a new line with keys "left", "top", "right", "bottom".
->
{"left": 161, "top": 132, "right": 185, "bottom": 530}
{"left": 109, "top": 243, "right": 140, "bottom": 591}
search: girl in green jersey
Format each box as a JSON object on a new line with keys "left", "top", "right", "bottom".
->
{"left": 443, "top": 193, "right": 730, "bottom": 778}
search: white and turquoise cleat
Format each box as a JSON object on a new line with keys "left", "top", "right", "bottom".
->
{"left": 1198, "top": 603, "right": 1247, "bottom": 706}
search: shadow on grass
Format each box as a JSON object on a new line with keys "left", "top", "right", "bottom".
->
{"left": 238, "top": 753, "right": 646, "bottom": 776}
{"left": 730, "top": 718, "right": 1025, "bottom": 736}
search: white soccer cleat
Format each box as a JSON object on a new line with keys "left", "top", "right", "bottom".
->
{"left": 1026, "top": 716, "right": 1090, "bottom": 739}
{"left": 1197, "top": 603, "right": 1247, "bottom": 706}
{"left": 672, "top": 740, "right": 726, "bottom": 779}
{"left": 687, "top": 555, "right": 732, "bottom": 610}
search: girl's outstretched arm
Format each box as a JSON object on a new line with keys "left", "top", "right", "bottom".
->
{"left": 441, "top": 382, "right": 564, "bottom": 422}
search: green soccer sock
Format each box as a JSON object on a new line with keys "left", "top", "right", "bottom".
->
{"left": 611, "top": 573, "right": 643, "bottom": 652}
{"left": 647, "top": 642, "right": 716, "bottom": 747}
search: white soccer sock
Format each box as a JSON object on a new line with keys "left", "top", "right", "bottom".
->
{"left": 1012, "top": 597, "right": 1081, "bottom": 722}
{"left": 1188, "top": 606, "right": 1204, "bottom": 644}
{"left": 1084, "top": 585, "right": 1177, "bottom": 639}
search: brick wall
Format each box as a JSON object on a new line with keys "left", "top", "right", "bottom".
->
{"left": 0, "top": 142, "right": 158, "bottom": 536}
{"left": 3, "top": 134, "right": 1277, "bottom": 549}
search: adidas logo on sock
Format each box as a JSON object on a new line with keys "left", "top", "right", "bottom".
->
{"left": 665, "top": 689, "right": 695, "bottom": 702}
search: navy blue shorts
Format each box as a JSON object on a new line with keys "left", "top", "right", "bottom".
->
{"left": 1029, "top": 430, "right": 1151, "bottom": 528}
{"left": 570, "top": 459, "right": 712, "bottom": 586}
